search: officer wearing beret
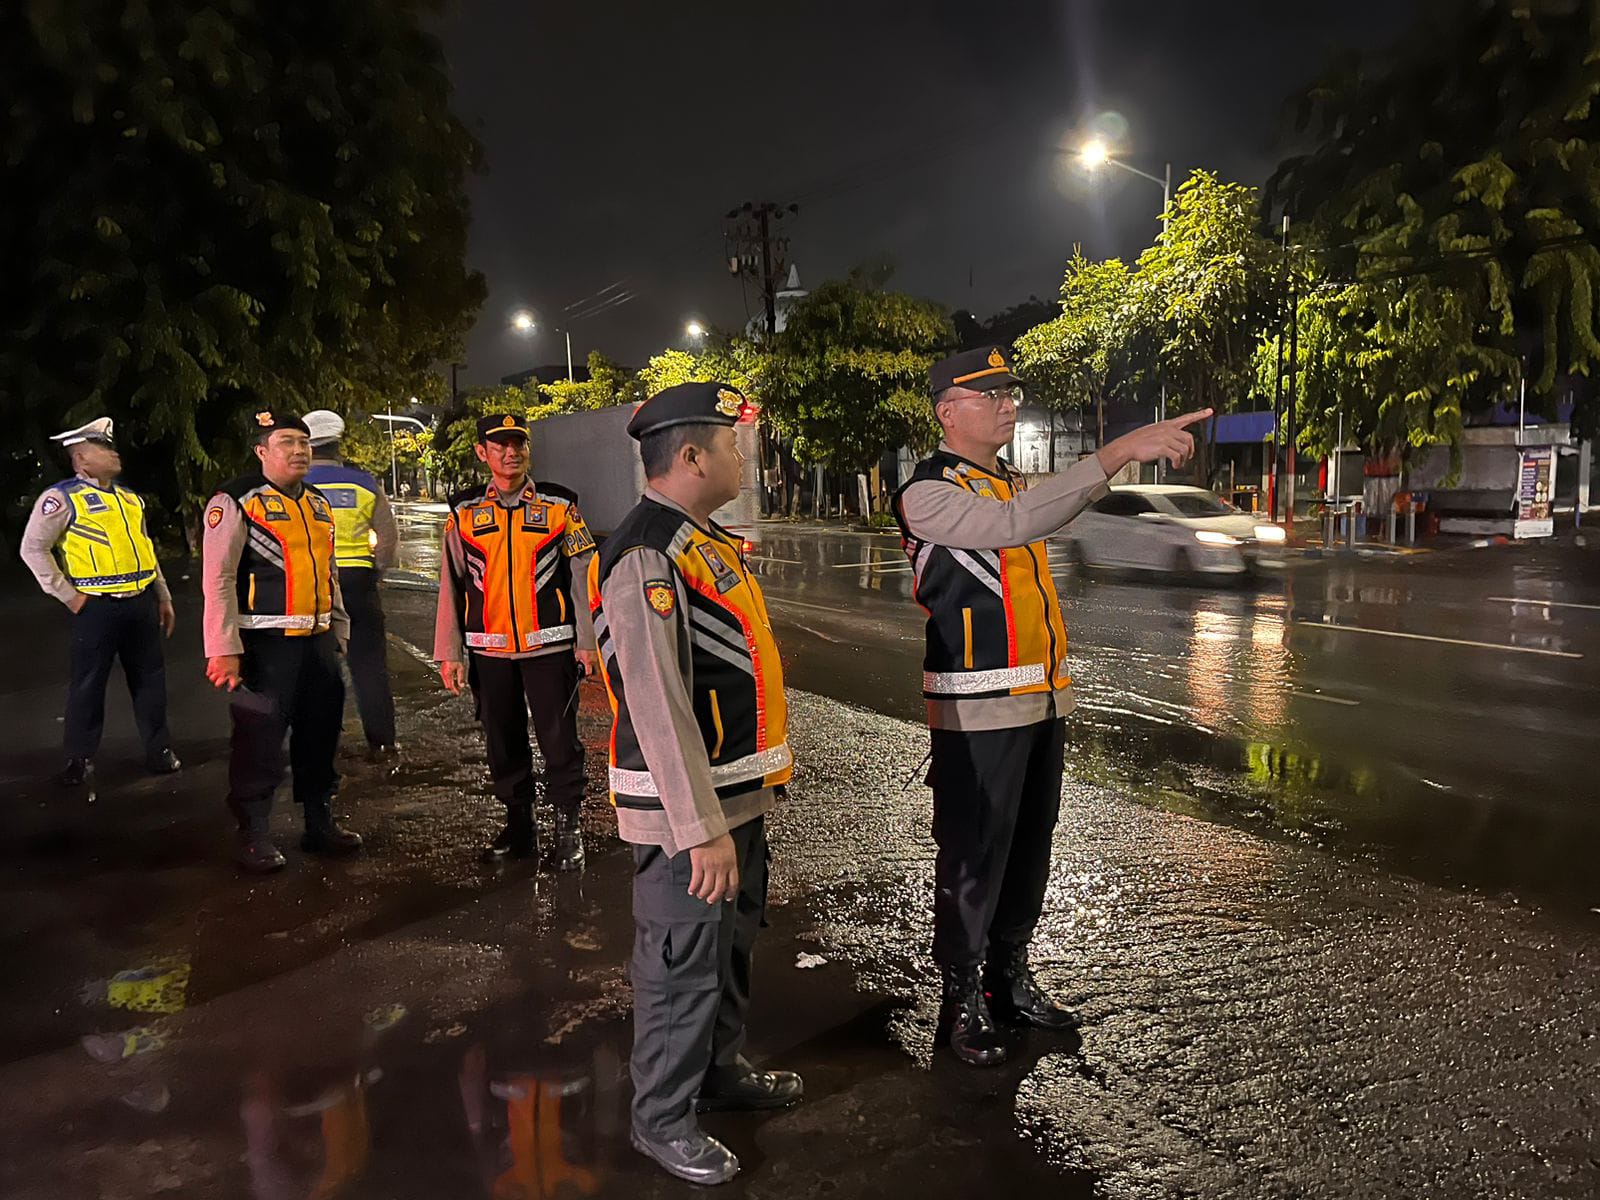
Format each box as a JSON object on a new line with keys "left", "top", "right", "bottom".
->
{"left": 893, "top": 347, "right": 1211, "bottom": 1066}
{"left": 589, "top": 382, "right": 801, "bottom": 1187}
{"left": 304, "top": 410, "right": 401, "bottom": 762}
{"left": 434, "top": 414, "right": 597, "bottom": 871}
{"left": 19, "top": 417, "right": 181, "bottom": 785}
{"left": 203, "top": 410, "right": 361, "bottom": 874}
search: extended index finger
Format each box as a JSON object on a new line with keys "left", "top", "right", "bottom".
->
{"left": 1168, "top": 408, "right": 1215, "bottom": 429}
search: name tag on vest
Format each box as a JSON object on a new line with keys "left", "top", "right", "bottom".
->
{"left": 81, "top": 492, "right": 109, "bottom": 514}
{"left": 324, "top": 489, "right": 359, "bottom": 509}
{"left": 698, "top": 544, "right": 740, "bottom": 593}
{"left": 522, "top": 503, "right": 550, "bottom": 532}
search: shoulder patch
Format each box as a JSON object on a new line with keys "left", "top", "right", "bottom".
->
{"left": 39, "top": 492, "right": 63, "bottom": 517}
{"left": 206, "top": 503, "right": 225, "bottom": 528}
{"left": 644, "top": 579, "right": 676, "bottom": 619}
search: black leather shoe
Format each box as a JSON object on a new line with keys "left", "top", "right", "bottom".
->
{"left": 629, "top": 1128, "right": 739, "bottom": 1186}
{"left": 480, "top": 807, "right": 534, "bottom": 863}
{"left": 696, "top": 1068, "right": 804, "bottom": 1112}
{"left": 553, "top": 809, "right": 585, "bottom": 872}
{"left": 238, "top": 831, "right": 287, "bottom": 874}
{"left": 985, "top": 944, "right": 1081, "bottom": 1034}
{"left": 59, "top": 758, "right": 93, "bottom": 787}
{"left": 365, "top": 743, "right": 401, "bottom": 765}
{"left": 146, "top": 749, "right": 182, "bottom": 775}
{"left": 301, "top": 800, "right": 362, "bottom": 855}
{"left": 936, "top": 965, "right": 1008, "bottom": 1067}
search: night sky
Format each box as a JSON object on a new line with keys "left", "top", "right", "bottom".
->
{"left": 436, "top": 0, "right": 1424, "bottom": 387}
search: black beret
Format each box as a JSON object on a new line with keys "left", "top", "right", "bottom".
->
{"left": 250, "top": 409, "right": 311, "bottom": 438}
{"left": 929, "top": 346, "right": 1026, "bottom": 397}
{"left": 628, "top": 382, "right": 747, "bottom": 441}
{"left": 477, "top": 413, "right": 530, "bottom": 441}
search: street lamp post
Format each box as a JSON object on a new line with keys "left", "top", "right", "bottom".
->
{"left": 372, "top": 410, "right": 426, "bottom": 499}
{"left": 1081, "top": 140, "right": 1174, "bottom": 476}
{"left": 511, "top": 310, "right": 573, "bottom": 382}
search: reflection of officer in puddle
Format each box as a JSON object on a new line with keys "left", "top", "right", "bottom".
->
{"left": 457, "top": 1042, "right": 601, "bottom": 1199}
{"left": 240, "top": 1065, "right": 379, "bottom": 1200}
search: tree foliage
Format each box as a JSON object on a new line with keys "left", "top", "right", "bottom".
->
{"left": 1263, "top": 0, "right": 1600, "bottom": 449}
{"left": 758, "top": 272, "right": 953, "bottom": 471}
{"left": 0, "top": 0, "right": 485, "bottom": 541}
{"left": 1013, "top": 251, "right": 1134, "bottom": 443}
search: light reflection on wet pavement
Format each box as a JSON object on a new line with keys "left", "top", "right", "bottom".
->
{"left": 0, "top": 518, "right": 1597, "bottom": 1197}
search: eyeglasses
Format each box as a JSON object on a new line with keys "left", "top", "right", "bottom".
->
{"left": 955, "top": 387, "right": 1023, "bottom": 406}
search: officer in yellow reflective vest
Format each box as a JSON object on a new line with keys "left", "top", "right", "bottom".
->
{"left": 203, "top": 410, "right": 360, "bottom": 874}
{"left": 19, "top": 417, "right": 180, "bottom": 786}
{"left": 894, "top": 347, "right": 1213, "bottom": 1068}
{"left": 304, "top": 410, "right": 400, "bottom": 761}
{"left": 591, "top": 383, "right": 801, "bottom": 1187}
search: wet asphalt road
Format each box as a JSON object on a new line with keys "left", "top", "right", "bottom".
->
{"left": 0, "top": 515, "right": 1597, "bottom": 1198}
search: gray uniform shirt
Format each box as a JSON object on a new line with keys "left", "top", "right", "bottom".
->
{"left": 201, "top": 484, "right": 349, "bottom": 658}
{"left": 431, "top": 477, "right": 596, "bottom": 663}
{"left": 599, "top": 488, "right": 776, "bottom": 855}
{"left": 19, "top": 473, "right": 172, "bottom": 609}
{"left": 897, "top": 448, "right": 1111, "bottom": 732}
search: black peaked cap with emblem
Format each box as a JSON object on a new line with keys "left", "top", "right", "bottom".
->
{"left": 250, "top": 409, "right": 310, "bottom": 438}
{"left": 929, "top": 346, "right": 1026, "bottom": 397}
{"left": 477, "top": 413, "right": 530, "bottom": 441}
{"left": 627, "top": 381, "right": 745, "bottom": 440}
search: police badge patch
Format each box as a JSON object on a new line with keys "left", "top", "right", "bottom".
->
{"left": 644, "top": 579, "right": 676, "bottom": 619}
{"left": 206, "top": 504, "right": 224, "bottom": 529}
{"left": 40, "top": 493, "right": 62, "bottom": 517}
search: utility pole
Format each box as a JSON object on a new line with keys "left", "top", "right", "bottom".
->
{"left": 725, "top": 201, "right": 799, "bottom": 515}
{"left": 1285, "top": 241, "right": 1300, "bottom": 535}
{"left": 1271, "top": 215, "right": 1289, "bottom": 523}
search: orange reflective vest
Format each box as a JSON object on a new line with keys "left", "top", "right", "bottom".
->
{"left": 449, "top": 480, "right": 593, "bottom": 655}
{"left": 215, "top": 474, "right": 338, "bottom": 636}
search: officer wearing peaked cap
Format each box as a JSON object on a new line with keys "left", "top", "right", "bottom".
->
{"left": 20, "top": 417, "right": 181, "bottom": 786}
{"left": 590, "top": 382, "right": 802, "bottom": 1187}
{"left": 434, "top": 412, "right": 598, "bottom": 871}
{"left": 203, "top": 409, "right": 361, "bottom": 874}
{"left": 893, "top": 346, "right": 1213, "bottom": 1067}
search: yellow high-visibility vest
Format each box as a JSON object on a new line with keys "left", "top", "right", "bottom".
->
{"left": 305, "top": 462, "right": 382, "bottom": 568}
{"left": 53, "top": 480, "right": 159, "bottom": 596}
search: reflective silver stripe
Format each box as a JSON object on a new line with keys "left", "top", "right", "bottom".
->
{"left": 239, "top": 613, "right": 325, "bottom": 630}
{"left": 610, "top": 742, "right": 793, "bottom": 798}
{"left": 465, "top": 632, "right": 510, "bottom": 649}
{"left": 691, "top": 627, "right": 755, "bottom": 675}
{"left": 523, "top": 624, "right": 574, "bottom": 648}
{"left": 947, "top": 548, "right": 1003, "bottom": 597}
{"left": 922, "top": 663, "right": 1047, "bottom": 695}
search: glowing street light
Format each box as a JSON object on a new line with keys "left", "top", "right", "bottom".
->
{"left": 511, "top": 310, "right": 535, "bottom": 333}
{"left": 686, "top": 320, "right": 706, "bottom": 340}
{"left": 1079, "top": 139, "right": 1110, "bottom": 169}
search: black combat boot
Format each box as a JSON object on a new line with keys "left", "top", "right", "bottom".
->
{"left": 935, "top": 965, "right": 1008, "bottom": 1067}
{"left": 984, "top": 943, "right": 1081, "bottom": 1035}
{"left": 481, "top": 804, "right": 535, "bottom": 863}
{"left": 146, "top": 749, "right": 182, "bottom": 775}
{"left": 553, "top": 808, "right": 585, "bottom": 872}
{"left": 59, "top": 758, "right": 93, "bottom": 787}
{"left": 238, "top": 805, "right": 286, "bottom": 875}
{"left": 301, "top": 798, "right": 363, "bottom": 855}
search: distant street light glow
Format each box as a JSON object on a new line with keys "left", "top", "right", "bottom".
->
{"left": 686, "top": 320, "right": 706, "bottom": 339}
{"left": 511, "top": 310, "right": 535, "bottom": 333}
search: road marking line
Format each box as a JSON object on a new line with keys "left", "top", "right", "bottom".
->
{"left": 1292, "top": 621, "right": 1583, "bottom": 659}
{"left": 1290, "top": 690, "right": 1360, "bottom": 707}
{"left": 750, "top": 556, "right": 803, "bottom": 565}
{"left": 789, "top": 621, "right": 844, "bottom": 644}
{"left": 1487, "top": 596, "right": 1600, "bottom": 612}
{"left": 386, "top": 633, "right": 438, "bottom": 669}
{"left": 830, "top": 557, "right": 908, "bottom": 568}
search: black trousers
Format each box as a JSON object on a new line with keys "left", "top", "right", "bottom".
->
{"left": 929, "top": 718, "right": 1065, "bottom": 970}
{"left": 630, "top": 815, "right": 768, "bottom": 1140}
{"left": 469, "top": 652, "right": 585, "bottom": 814}
{"left": 338, "top": 568, "right": 396, "bottom": 747}
{"left": 226, "top": 632, "right": 344, "bottom": 822}
{"left": 64, "top": 588, "right": 171, "bottom": 761}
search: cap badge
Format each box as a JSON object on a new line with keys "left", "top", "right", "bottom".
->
{"left": 987, "top": 348, "right": 1005, "bottom": 368}
{"left": 502, "top": 415, "right": 516, "bottom": 428}
{"left": 255, "top": 411, "right": 274, "bottom": 427}
{"left": 715, "top": 388, "right": 742, "bottom": 417}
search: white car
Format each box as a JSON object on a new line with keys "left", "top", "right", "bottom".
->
{"left": 1056, "top": 485, "right": 1288, "bottom": 576}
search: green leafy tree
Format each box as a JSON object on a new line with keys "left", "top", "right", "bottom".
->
{"left": 1264, "top": 0, "right": 1600, "bottom": 451}
{"left": 0, "top": 1, "right": 485, "bottom": 546}
{"left": 1014, "top": 251, "right": 1135, "bottom": 457}
{"left": 759, "top": 272, "right": 953, "bottom": 474}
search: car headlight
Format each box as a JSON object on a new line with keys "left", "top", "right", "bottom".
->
{"left": 1253, "top": 524, "right": 1287, "bottom": 543}
{"left": 1194, "top": 530, "right": 1240, "bottom": 547}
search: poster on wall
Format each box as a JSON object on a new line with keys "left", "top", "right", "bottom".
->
{"left": 1513, "top": 445, "right": 1555, "bottom": 539}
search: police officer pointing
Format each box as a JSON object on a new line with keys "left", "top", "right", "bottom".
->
{"left": 304, "top": 410, "right": 401, "bottom": 761}
{"left": 591, "top": 383, "right": 802, "bottom": 1187}
{"left": 203, "top": 410, "right": 362, "bottom": 874}
{"left": 19, "top": 417, "right": 180, "bottom": 785}
{"left": 893, "top": 347, "right": 1211, "bottom": 1067}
